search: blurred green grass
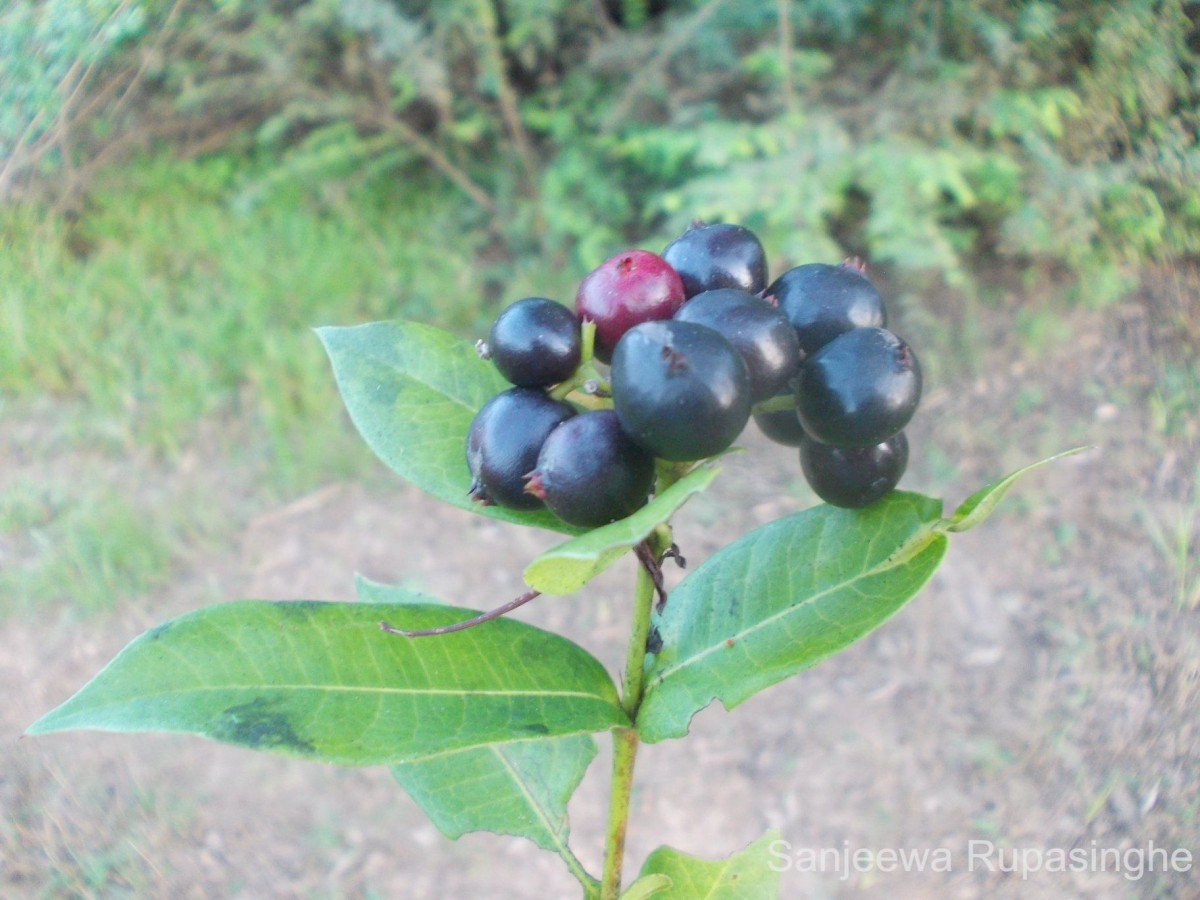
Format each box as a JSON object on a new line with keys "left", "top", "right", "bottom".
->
{"left": 0, "top": 153, "right": 496, "bottom": 489}
{"left": 0, "top": 152, "right": 532, "bottom": 611}
{"left": 0, "top": 478, "right": 169, "bottom": 613}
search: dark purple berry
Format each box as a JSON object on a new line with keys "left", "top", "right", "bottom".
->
{"left": 795, "top": 327, "right": 922, "bottom": 447}
{"left": 466, "top": 388, "right": 576, "bottom": 509}
{"left": 769, "top": 262, "right": 887, "bottom": 357}
{"left": 611, "top": 320, "right": 751, "bottom": 461}
{"left": 574, "top": 250, "right": 686, "bottom": 363}
{"left": 662, "top": 222, "right": 768, "bottom": 298}
{"left": 486, "top": 297, "right": 581, "bottom": 387}
{"left": 524, "top": 410, "right": 655, "bottom": 527}
{"left": 800, "top": 432, "right": 909, "bottom": 508}
{"left": 753, "top": 387, "right": 808, "bottom": 447}
{"left": 673, "top": 288, "right": 801, "bottom": 403}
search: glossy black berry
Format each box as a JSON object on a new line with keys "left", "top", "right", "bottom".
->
{"left": 769, "top": 262, "right": 886, "bottom": 357}
{"left": 795, "top": 327, "right": 921, "bottom": 447}
{"left": 662, "top": 222, "right": 768, "bottom": 298}
{"left": 486, "top": 297, "right": 581, "bottom": 387}
{"left": 753, "top": 388, "right": 808, "bottom": 447}
{"left": 800, "top": 431, "right": 909, "bottom": 508}
{"left": 524, "top": 410, "right": 655, "bottom": 527}
{"left": 674, "top": 288, "right": 801, "bottom": 403}
{"left": 466, "top": 388, "right": 576, "bottom": 510}
{"left": 611, "top": 320, "right": 751, "bottom": 462}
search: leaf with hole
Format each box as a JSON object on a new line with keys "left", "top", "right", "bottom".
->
{"left": 637, "top": 492, "right": 948, "bottom": 742}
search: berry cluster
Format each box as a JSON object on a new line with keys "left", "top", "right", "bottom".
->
{"left": 467, "top": 222, "right": 922, "bottom": 527}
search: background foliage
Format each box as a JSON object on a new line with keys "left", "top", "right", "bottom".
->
{"left": 4, "top": 0, "right": 1197, "bottom": 293}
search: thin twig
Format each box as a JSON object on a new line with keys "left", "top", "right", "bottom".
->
{"left": 477, "top": 0, "right": 542, "bottom": 207}
{"left": 356, "top": 56, "right": 498, "bottom": 213}
{"left": 600, "top": 0, "right": 728, "bottom": 133}
{"left": 379, "top": 589, "right": 541, "bottom": 638}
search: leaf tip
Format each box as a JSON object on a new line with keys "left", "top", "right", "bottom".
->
{"left": 24, "top": 708, "right": 64, "bottom": 737}
{"left": 946, "top": 445, "right": 1092, "bottom": 533}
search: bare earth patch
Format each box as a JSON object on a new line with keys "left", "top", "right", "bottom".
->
{"left": 5, "top": 271, "right": 1198, "bottom": 898}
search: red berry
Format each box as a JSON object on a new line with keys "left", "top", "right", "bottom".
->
{"left": 574, "top": 250, "right": 686, "bottom": 363}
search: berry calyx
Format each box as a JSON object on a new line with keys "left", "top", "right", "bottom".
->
{"left": 466, "top": 388, "right": 576, "bottom": 510}
{"left": 524, "top": 410, "right": 655, "bottom": 527}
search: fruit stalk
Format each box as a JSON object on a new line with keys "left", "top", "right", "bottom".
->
{"left": 600, "top": 541, "right": 660, "bottom": 898}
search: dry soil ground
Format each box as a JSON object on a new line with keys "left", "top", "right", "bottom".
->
{"left": 4, "top": 268, "right": 1199, "bottom": 899}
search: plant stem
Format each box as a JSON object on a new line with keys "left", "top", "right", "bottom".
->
{"left": 601, "top": 727, "right": 640, "bottom": 899}
{"left": 620, "top": 551, "right": 657, "bottom": 713}
{"left": 600, "top": 543, "right": 659, "bottom": 898}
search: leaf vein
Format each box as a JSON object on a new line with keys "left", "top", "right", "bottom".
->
{"left": 651, "top": 527, "right": 939, "bottom": 686}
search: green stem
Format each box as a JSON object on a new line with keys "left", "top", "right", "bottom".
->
{"left": 600, "top": 544, "right": 659, "bottom": 898}
{"left": 550, "top": 322, "right": 611, "bottom": 405}
{"left": 751, "top": 392, "right": 795, "bottom": 415}
{"left": 620, "top": 550, "right": 657, "bottom": 715}
{"left": 601, "top": 727, "right": 640, "bottom": 899}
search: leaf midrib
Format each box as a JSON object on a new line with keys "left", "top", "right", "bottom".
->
{"left": 67, "top": 683, "right": 617, "bottom": 702}
{"left": 492, "top": 743, "right": 569, "bottom": 849}
{"left": 341, "top": 322, "right": 494, "bottom": 414}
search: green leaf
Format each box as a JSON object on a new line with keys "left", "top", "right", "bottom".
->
{"left": 945, "top": 446, "right": 1089, "bottom": 533}
{"left": 316, "top": 320, "right": 576, "bottom": 533}
{"left": 523, "top": 464, "right": 721, "bottom": 595}
{"left": 635, "top": 831, "right": 782, "bottom": 899}
{"left": 638, "top": 492, "right": 947, "bottom": 743}
{"left": 28, "top": 599, "right": 627, "bottom": 764}
{"left": 620, "top": 874, "right": 672, "bottom": 899}
{"left": 356, "top": 576, "right": 598, "bottom": 853}
{"left": 389, "top": 734, "right": 596, "bottom": 851}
